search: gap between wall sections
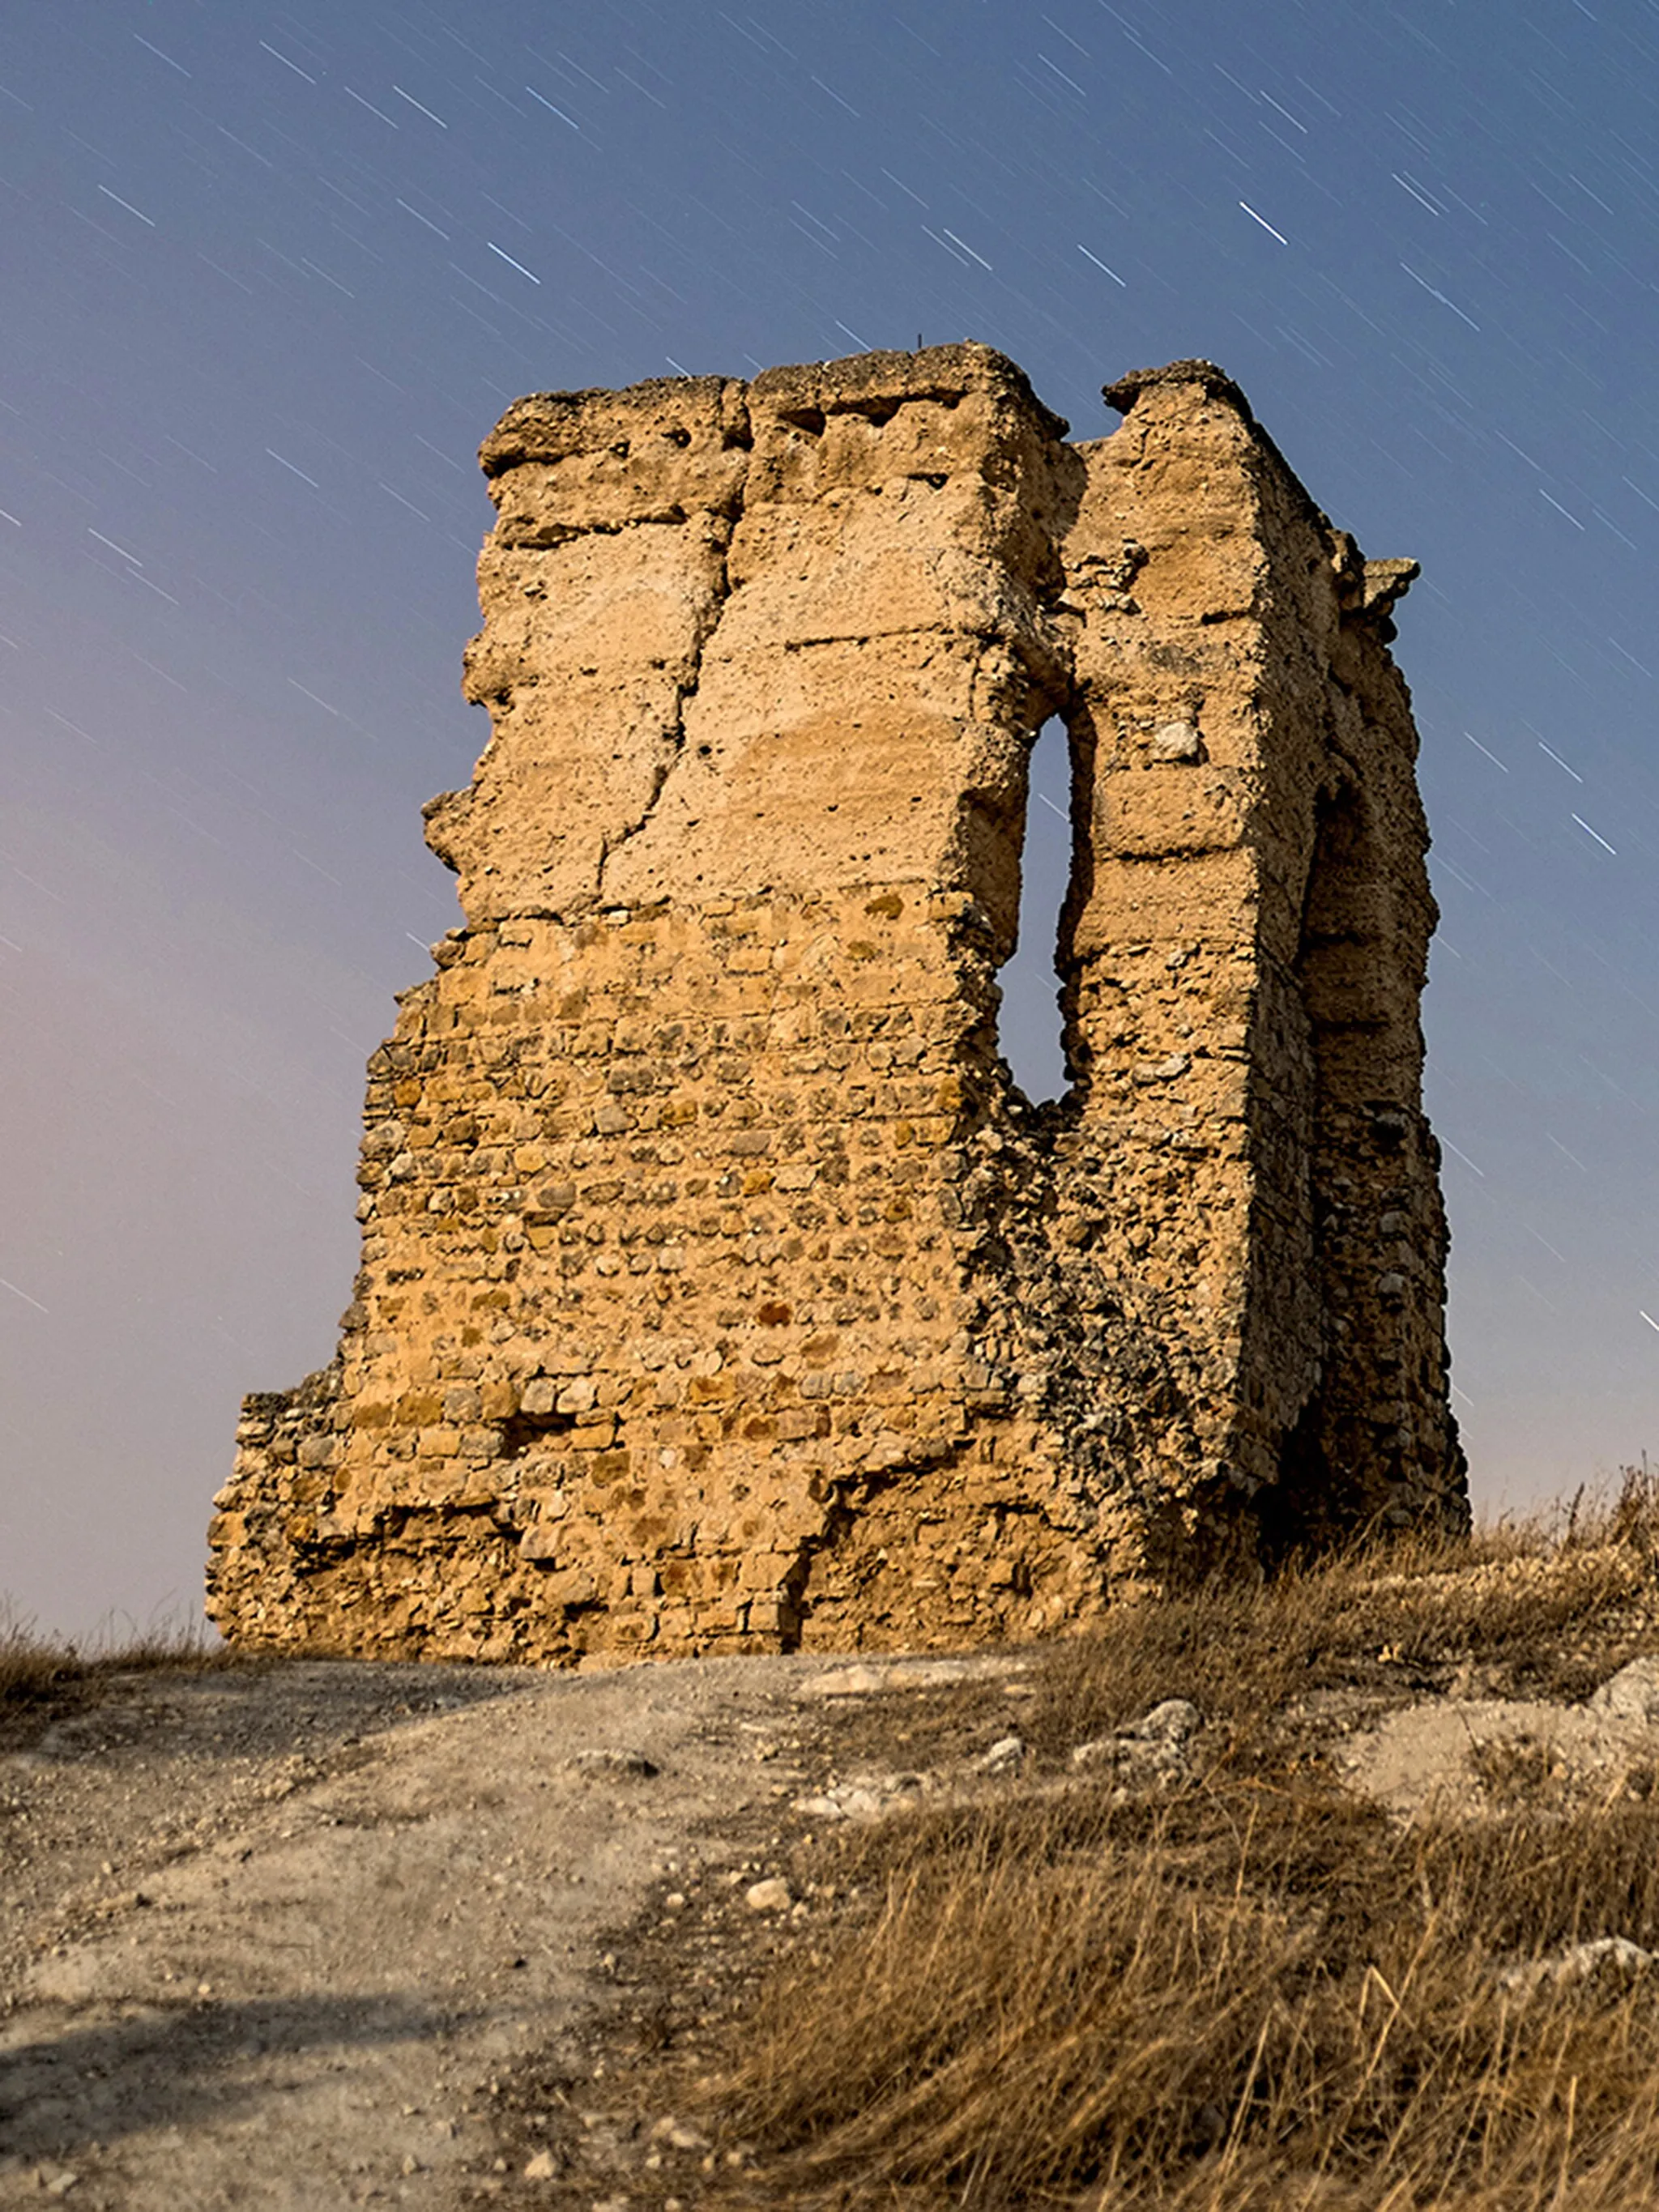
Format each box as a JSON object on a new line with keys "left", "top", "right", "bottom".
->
{"left": 996, "top": 714, "right": 1070, "bottom": 1105}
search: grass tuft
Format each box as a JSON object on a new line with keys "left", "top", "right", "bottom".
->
{"left": 0, "top": 1600, "right": 239, "bottom": 1735}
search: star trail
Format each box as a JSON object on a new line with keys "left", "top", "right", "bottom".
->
{"left": 2, "top": 0, "right": 1658, "bottom": 1630}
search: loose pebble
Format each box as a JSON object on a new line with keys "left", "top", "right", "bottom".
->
{"left": 569, "top": 1749, "right": 659, "bottom": 1779}
{"left": 975, "top": 1735, "right": 1026, "bottom": 1775}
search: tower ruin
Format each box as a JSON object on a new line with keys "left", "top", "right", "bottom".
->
{"left": 207, "top": 346, "right": 1466, "bottom": 1663}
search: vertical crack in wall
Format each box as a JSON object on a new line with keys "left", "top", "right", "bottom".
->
{"left": 595, "top": 400, "right": 753, "bottom": 899}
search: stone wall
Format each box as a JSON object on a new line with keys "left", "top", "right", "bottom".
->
{"left": 207, "top": 345, "right": 1466, "bottom": 1664}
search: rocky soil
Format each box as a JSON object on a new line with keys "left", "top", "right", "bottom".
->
{"left": 6, "top": 1626, "right": 1659, "bottom": 2210}
{"left": 0, "top": 1649, "right": 1028, "bottom": 2209}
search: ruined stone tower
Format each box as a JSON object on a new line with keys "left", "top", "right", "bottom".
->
{"left": 207, "top": 346, "right": 1465, "bottom": 1664}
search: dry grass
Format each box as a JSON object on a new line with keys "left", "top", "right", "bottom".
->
{"left": 725, "top": 1788, "right": 1659, "bottom": 2210}
{"left": 689, "top": 1475, "right": 1659, "bottom": 2210}
{"left": 0, "top": 1601, "right": 238, "bottom": 1738}
{"left": 1031, "top": 1505, "right": 1656, "bottom": 1758}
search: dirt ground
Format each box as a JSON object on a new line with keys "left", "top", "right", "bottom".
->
{"left": 6, "top": 1630, "right": 1659, "bottom": 2210}
{"left": 0, "top": 1650, "right": 1025, "bottom": 2210}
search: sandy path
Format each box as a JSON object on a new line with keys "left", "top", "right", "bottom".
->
{"left": 0, "top": 1655, "right": 825, "bottom": 2209}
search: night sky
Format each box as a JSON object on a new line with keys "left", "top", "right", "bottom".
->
{"left": 6, "top": 0, "right": 1659, "bottom": 1635}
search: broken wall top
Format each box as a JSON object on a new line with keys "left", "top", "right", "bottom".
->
{"left": 431, "top": 345, "right": 1422, "bottom": 955}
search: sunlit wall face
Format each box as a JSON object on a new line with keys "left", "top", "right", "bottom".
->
{"left": 3, "top": 1, "right": 1658, "bottom": 1634}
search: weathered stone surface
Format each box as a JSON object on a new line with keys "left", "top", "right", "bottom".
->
{"left": 207, "top": 343, "right": 1466, "bottom": 1665}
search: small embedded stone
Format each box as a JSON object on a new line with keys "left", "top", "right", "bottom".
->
{"left": 1133, "top": 1052, "right": 1190, "bottom": 1084}
{"left": 1149, "top": 719, "right": 1204, "bottom": 761}
{"left": 744, "top": 1877, "right": 792, "bottom": 1912}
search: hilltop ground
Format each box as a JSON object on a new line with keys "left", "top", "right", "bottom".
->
{"left": 8, "top": 1492, "right": 1659, "bottom": 2210}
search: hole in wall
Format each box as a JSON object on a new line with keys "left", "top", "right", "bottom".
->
{"left": 1298, "top": 782, "right": 1380, "bottom": 1033}
{"left": 997, "top": 714, "right": 1069, "bottom": 1104}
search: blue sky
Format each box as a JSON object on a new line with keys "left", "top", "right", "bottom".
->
{"left": 5, "top": 0, "right": 1659, "bottom": 1631}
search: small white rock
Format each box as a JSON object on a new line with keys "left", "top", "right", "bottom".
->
{"left": 1590, "top": 1656, "right": 1659, "bottom": 1728}
{"left": 522, "top": 2147, "right": 558, "bottom": 2180}
{"left": 975, "top": 1736, "right": 1026, "bottom": 1775}
{"left": 1131, "top": 1698, "right": 1201, "bottom": 1742}
{"left": 650, "top": 2117, "right": 710, "bottom": 2151}
{"left": 1069, "top": 1738, "right": 1120, "bottom": 1771}
{"left": 744, "top": 1877, "right": 793, "bottom": 1913}
{"left": 1500, "top": 1936, "right": 1659, "bottom": 1997}
{"left": 569, "top": 1748, "right": 659, "bottom": 1779}
{"left": 791, "top": 1794, "right": 845, "bottom": 1821}
{"left": 834, "top": 1786, "right": 886, "bottom": 1820}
